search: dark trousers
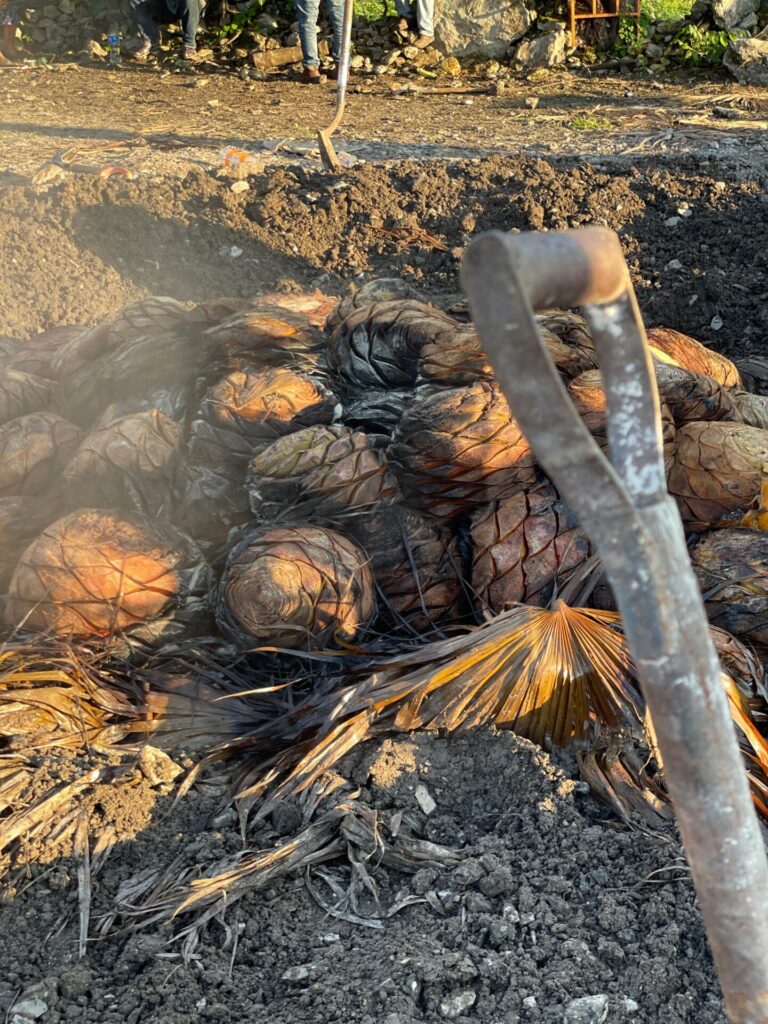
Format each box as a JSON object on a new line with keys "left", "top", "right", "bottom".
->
{"left": 129, "top": 0, "right": 200, "bottom": 49}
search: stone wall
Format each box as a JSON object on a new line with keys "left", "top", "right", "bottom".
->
{"left": 20, "top": 0, "right": 125, "bottom": 53}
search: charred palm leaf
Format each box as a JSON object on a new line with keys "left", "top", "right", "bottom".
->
{"left": 183, "top": 296, "right": 250, "bottom": 331}
{"left": 94, "top": 380, "right": 194, "bottom": 428}
{"left": 56, "top": 328, "right": 218, "bottom": 428}
{"left": 328, "top": 278, "right": 422, "bottom": 330}
{"left": 247, "top": 424, "right": 399, "bottom": 523}
{"left": 0, "top": 370, "right": 54, "bottom": 426}
{"left": 646, "top": 326, "right": 742, "bottom": 388}
{"left": 177, "top": 462, "right": 252, "bottom": 558}
{"left": 9, "top": 326, "right": 85, "bottom": 380}
{"left": 0, "top": 497, "right": 57, "bottom": 592}
{"left": 205, "top": 304, "right": 330, "bottom": 375}
{"left": 736, "top": 357, "right": 768, "bottom": 396}
{"left": 348, "top": 506, "right": 465, "bottom": 634}
{"left": 535, "top": 311, "right": 598, "bottom": 373}
{"left": 668, "top": 421, "right": 768, "bottom": 529}
{"left": 470, "top": 484, "right": 593, "bottom": 615}
{"left": 0, "top": 337, "right": 23, "bottom": 369}
{"left": 51, "top": 297, "right": 190, "bottom": 381}
{"left": 6, "top": 509, "right": 212, "bottom": 650}
{"left": 389, "top": 382, "right": 537, "bottom": 520}
{"left": 62, "top": 410, "right": 184, "bottom": 519}
{"left": 653, "top": 363, "right": 740, "bottom": 426}
{"left": 330, "top": 300, "right": 461, "bottom": 391}
{"left": 250, "top": 291, "right": 338, "bottom": 328}
{"left": 691, "top": 529, "right": 768, "bottom": 645}
{"left": 568, "top": 369, "right": 676, "bottom": 477}
{"left": 342, "top": 389, "right": 414, "bottom": 436}
{"left": 0, "top": 412, "right": 82, "bottom": 498}
{"left": 189, "top": 367, "right": 339, "bottom": 469}
{"left": 216, "top": 526, "right": 376, "bottom": 651}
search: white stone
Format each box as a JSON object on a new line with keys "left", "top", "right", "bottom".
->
{"left": 564, "top": 994, "right": 609, "bottom": 1024}
{"left": 415, "top": 784, "right": 437, "bottom": 815}
{"left": 439, "top": 989, "right": 477, "bottom": 1019}
{"left": 724, "top": 37, "right": 768, "bottom": 84}
{"left": 434, "top": 0, "right": 532, "bottom": 58}
{"left": 138, "top": 745, "right": 182, "bottom": 786}
{"left": 712, "top": 0, "right": 758, "bottom": 28}
{"left": 514, "top": 26, "right": 567, "bottom": 67}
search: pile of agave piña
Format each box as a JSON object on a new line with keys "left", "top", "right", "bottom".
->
{"left": 2, "top": 277, "right": 768, "bottom": 831}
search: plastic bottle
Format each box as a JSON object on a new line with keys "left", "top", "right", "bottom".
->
{"left": 107, "top": 31, "right": 121, "bottom": 65}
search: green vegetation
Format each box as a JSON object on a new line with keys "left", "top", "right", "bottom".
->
{"left": 642, "top": 0, "right": 694, "bottom": 21}
{"left": 569, "top": 115, "right": 612, "bottom": 130}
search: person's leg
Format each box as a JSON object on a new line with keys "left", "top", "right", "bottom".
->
{"left": 129, "top": 0, "right": 161, "bottom": 48}
{"left": 180, "top": 0, "right": 200, "bottom": 51}
{"left": 323, "top": 0, "right": 343, "bottom": 63}
{"left": 394, "top": 0, "right": 414, "bottom": 26}
{"left": 1, "top": 24, "right": 17, "bottom": 58}
{"left": 296, "top": 0, "right": 321, "bottom": 67}
{"left": 414, "top": 0, "right": 433, "bottom": 39}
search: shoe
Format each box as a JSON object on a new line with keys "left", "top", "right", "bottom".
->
{"left": 183, "top": 46, "right": 200, "bottom": 61}
{"left": 301, "top": 65, "right": 321, "bottom": 83}
{"left": 0, "top": 51, "right": 15, "bottom": 66}
{"left": 413, "top": 34, "right": 434, "bottom": 48}
{"left": 133, "top": 41, "right": 159, "bottom": 60}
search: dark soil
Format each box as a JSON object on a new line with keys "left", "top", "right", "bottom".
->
{"left": 0, "top": 731, "right": 724, "bottom": 1024}
{"left": 3, "top": 155, "right": 766, "bottom": 362}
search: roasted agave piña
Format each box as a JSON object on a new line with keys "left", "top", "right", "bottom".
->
{"left": 646, "top": 326, "right": 742, "bottom": 388}
{"left": 6, "top": 509, "right": 211, "bottom": 648}
{"left": 216, "top": 525, "right": 376, "bottom": 650}
{"left": 470, "top": 484, "right": 593, "bottom": 614}
{"left": 390, "top": 382, "right": 537, "bottom": 520}
{"left": 0, "top": 412, "right": 82, "bottom": 498}
{"left": 247, "top": 424, "right": 399, "bottom": 523}
{"left": 691, "top": 528, "right": 768, "bottom": 645}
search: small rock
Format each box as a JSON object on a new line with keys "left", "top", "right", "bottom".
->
{"left": 714, "top": 180, "right": 726, "bottom": 191}
{"left": 319, "top": 932, "right": 341, "bottom": 943}
{"left": 138, "top": 745, "right": 182, "bottom": 786}
{"left": 85, "top": 39, "right": 107, "bottom": 58}
{"left": 229, "top": 246, "right": 243, "bottom": 258}
{"left": 403, "top": 44, "right": 419, "bottom": 59}
{"left": 664, "top": 216, "right": 681, "bottom": 227}
{"left": 523, "top": 995, "right": 538, "bottom": 1009}
{"left": 462, "top": 97, "right": 474, "bottom": 105}
{"left": 59, "top": 968, "right": 91, "bottom": 1000}
{"left": 414, "top": 784, "right": 437, "bottom": 815}
{"left": 11, "top": 996, "right": 47, "bottom": 1021}
{"left": 282, "top": 964, "right": 313, "bottom": 983}
{"left": 514, "top": 25, "right": 568, "bottom": 67}
{"left": 231, "top": 180, "right": 249, "bottom": 193}
{"left": 665, "top": 259, "right": 683, "bottom": 270}
{"left": 563, "top": 994, "right": 609, "bottom": 1024}
{"left": 207, "top": 98, "right": 220, "bottom": 108}
{"left": 525, "top": 95, "right": 539, "bottom": 109}
{"left": 724, "top": 36, "right": 768, "bottom": 85}
{"left": 439, "top": 989, "right": 476, "bottom": 1019}
{"left": 350, "top": 53, "right": 365, "bottom": 68}
{"left": 619, "top": 996, "right": 640, "bottom": 1013}
{"left": 710, "top": 315, "right": 724, "bottom": 331}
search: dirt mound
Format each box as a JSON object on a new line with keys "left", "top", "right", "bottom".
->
{"left": 2, "top": 156, "right": 766, "bottom": 365}
{"left": 0, "top": 730, "right": 723, "bottom": 1023}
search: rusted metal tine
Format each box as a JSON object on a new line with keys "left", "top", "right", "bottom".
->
{"left": 461, "top": 227, "right": 768, "bottom": 1024}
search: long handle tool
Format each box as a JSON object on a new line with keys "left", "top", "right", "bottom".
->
{"left": 461, "top": 227, "right": 768, "bottom": 1024}
{"left": 317, "top": 0, "right": 354, "bottom": 172}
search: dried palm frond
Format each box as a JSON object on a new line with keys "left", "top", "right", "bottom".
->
{"left": 0, "top": 497, "right": 57, "bottom": 592}
{"left": 247, "top": 424, "right": 399, "bottom": 523}
{"left": 732, "top": 391, "right": 768, "bottom": 430}
{"left": 646, "top": 326, "right": 742, "bottom": 388}
{"left": 568, "top": 370, "right": 676, "bottom": 477}
{"left": 216, "top": 526, "right": 376, "bottom": 651}
{"left": 63, "top": 410, "right": 184, "bottom": 519}
{"left": 348, "top": 506, "right": 465, "bottom": 633}
{"left": 183, "top": 296, "right": 250, "bottom": 331}
{"left": 247, "top": 291, "right": 338, "bottom": 328}
{"left": 51, "top": 297, "right": 190, "bottom": 381}
{"left": 653, "top": 363, "right": 739, "bottom": 426}
{"left": 343, "top": 389, "right": 414, "bottom": 436}
{"left": 8, "top": 327, "right": 85, "bottom": 380}
{"left": 470, "top": 484, "right": 593, "bottom": 615}
{"left": 328, "top": 279, "right": 422, "bottom": 330}
{"left": 189, "top": 367, "right": 339, "bottom": 470}
{"left": 6, "top": 509, "right": 211, "bottom": 650}
{"left": 0, "top": 412, "right": 82, "bottom": 498}
{"left": 205, "top": 304, "right": 329, "bottom": 375}
{"left": 0, "top": 370, "right": 54, "bottom": 426}
{"left": 389, "top": 382, "right": 537, "bottom": 520}
{"left": 329, "top": 300, "right": 461, "bottom": 392}
{"left": 668, "top": 421, "right": 768, "bottom": 528}
{"left": 691, "top": 528, "right": 768, "bottom": 645}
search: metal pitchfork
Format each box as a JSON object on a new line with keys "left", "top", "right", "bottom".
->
{"left": 461, "top": 227, "right": 768, "bottom": 1024}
